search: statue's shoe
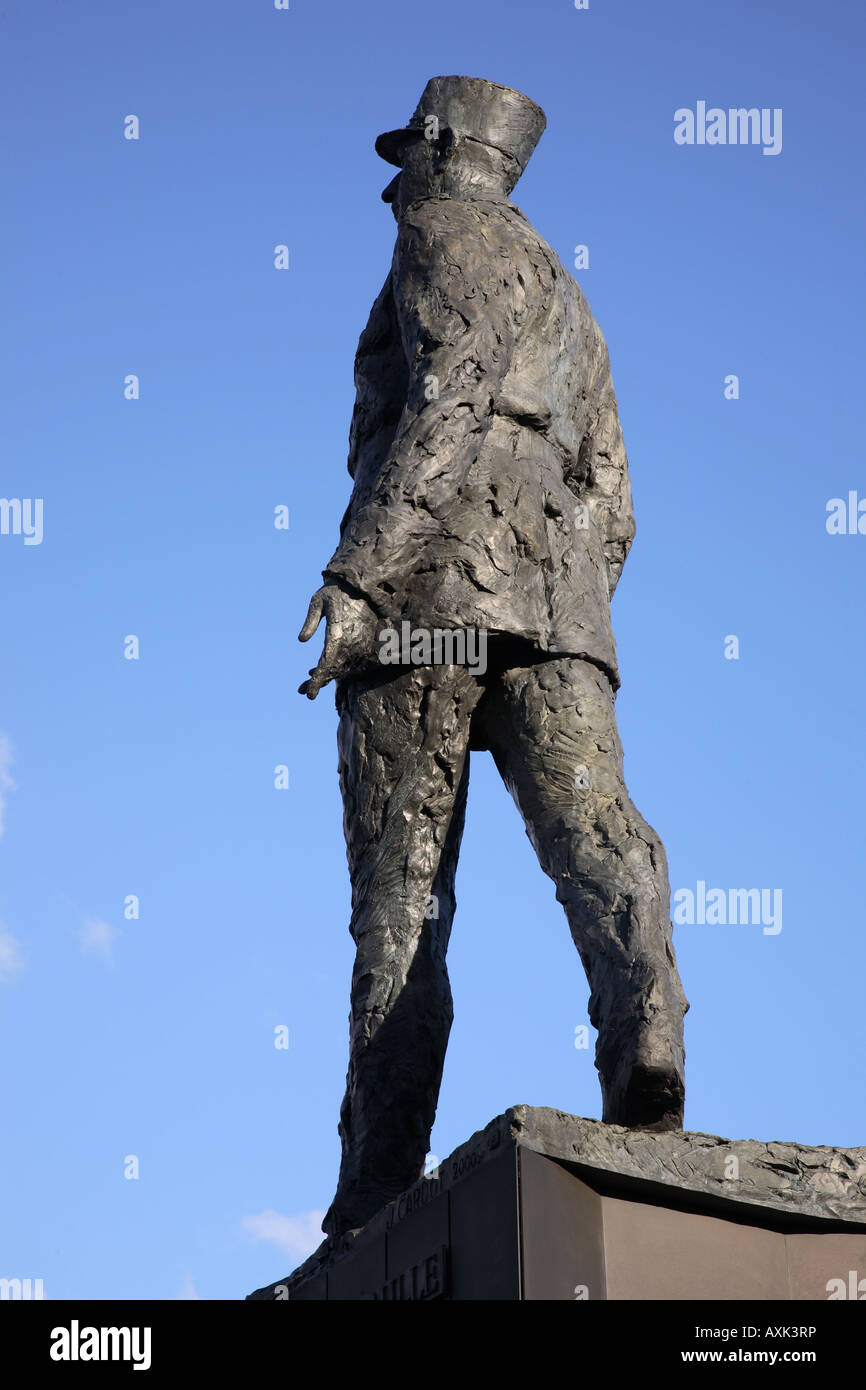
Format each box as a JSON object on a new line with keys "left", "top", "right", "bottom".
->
{"left": 610, "top": 1061, "right": 685, "bottom": 1131}
{"left": 599, "top": 1025, "right": 686, "bottom": 1131}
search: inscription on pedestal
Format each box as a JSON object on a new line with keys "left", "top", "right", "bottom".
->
{"left": 365, "top": 1245, "right": 448, "bottom": 1301}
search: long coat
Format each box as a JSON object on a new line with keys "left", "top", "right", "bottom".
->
{"left": 322, "top": 190, "right": 636, "bottom": 689}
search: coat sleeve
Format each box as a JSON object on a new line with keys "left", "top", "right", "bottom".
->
{"left": 576, "top": 343, "right": 636, "bottom": 599}
{"left": 323, "top": 201, "right": 519, "bottom": 610}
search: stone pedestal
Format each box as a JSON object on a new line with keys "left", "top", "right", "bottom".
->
{"left": 247, "top": 1107, "right": 866, "bottom": 1301}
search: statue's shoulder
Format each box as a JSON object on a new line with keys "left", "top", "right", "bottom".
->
{"left": 404, "top": 196, "right": 556, "bottom": 277}
{"left": 503, "top": 210, "right": 599, "bottom": 327}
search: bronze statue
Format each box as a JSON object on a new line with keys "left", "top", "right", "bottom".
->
{"left": 298, "top": 76, "right": 689, "bottom": 1241}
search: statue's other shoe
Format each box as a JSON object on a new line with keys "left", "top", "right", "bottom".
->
{"left": 609, "top": 1061, "right": 685, "bottom": 1131}
{"left": 599, "top": 1024, "right": 686, "bottom": 1131}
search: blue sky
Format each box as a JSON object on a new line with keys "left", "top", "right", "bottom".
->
{"left": 2, "top": 0, "right": 864, "bottom": 1300}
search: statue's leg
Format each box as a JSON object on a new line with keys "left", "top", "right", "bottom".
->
{"left": 480, "top": 655, "right": 689, "bottom": 1130}
{"left": 323, "top": 663, "right": 481, "bottom": 1240}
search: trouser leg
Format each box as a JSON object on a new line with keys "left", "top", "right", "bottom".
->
{"left": 479, "top": 656, "right": 689, "bottom": 1128}
{"left": 323, "top": 663, "right": 481, "bottom": 1238}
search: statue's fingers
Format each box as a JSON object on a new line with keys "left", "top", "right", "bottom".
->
{"left": 298, "top": 590, "right": 325, "bottom": 642}
{"left": 305, "top": 627, "right": 351, "bottom": 697}
{"left": 298, "top": 656, "right": 328, "bottom": 698}
{"left": 302, "top": 666, "right": 329, "bottom": 700}
{"left": 300, "top": 635, "right": 338, "bottom": 698}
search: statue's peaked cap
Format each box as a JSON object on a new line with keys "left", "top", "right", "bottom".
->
{"left": 375, "top": 75, "right": 546, "bottom": 173}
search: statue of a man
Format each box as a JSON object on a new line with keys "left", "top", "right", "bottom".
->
{"left": 298, "top": 76, "right": 689, "bottom": 1241}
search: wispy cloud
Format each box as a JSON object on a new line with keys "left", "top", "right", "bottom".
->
{"left": 79, "top": 916, "right": 121, "bottom": 960}
{"left": 177, "top": 1273, "right": 200, "bottom": 1301}
{"left": 0, "top": 922, "right": 23, "bottom": 981}
{"left": 241, "top": 1209, "right": 325, "bottom": 1263}
{"left": 0, "top": 735, "right": 16, "bottom": 836}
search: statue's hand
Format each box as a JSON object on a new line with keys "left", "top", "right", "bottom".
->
{"left": 297, "top": 583, "right": 379, "bottom": 699}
